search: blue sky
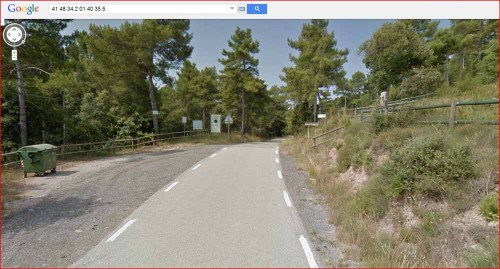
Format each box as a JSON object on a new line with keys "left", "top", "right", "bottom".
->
{"left": 62, "top": 19, "right": 449, "bottom": 88}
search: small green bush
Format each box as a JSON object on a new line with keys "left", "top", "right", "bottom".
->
{"left": 337, "top": 121, "right": 373, "bottom": 172}
{"left": 399, "top": 67, "right": 442, "bottom": 98}
{"left": 479, "top": 193, "right": 498, "bottom": 222}
{"left": 355, "top": 175, "right": 391, "bottom": 219}
{"left": 420, "top": 210, "right": 444, "bottom": 236}
{"left": 372, "top": 112, "right": 415, "bottom": 134}
{"left": 382, "top": 135, "right": 476, "bottom": 199}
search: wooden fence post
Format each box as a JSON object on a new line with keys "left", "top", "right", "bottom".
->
{"left": 449, "top": 102, "right": 456, "bottom": 128}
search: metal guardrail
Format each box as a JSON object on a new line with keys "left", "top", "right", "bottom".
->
{"left": 1, "top": 129, "right": 210, "bottom": 167}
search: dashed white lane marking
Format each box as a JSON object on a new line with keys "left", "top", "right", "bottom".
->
{"left": 164, "top": 181, "right": 179, "bottom": 192}
{"left": 275, "top": 150, "right": 279, "bottom": 154}
{"left": 94, "top": 198, "right": 102, "bottom": 202}
{"left": 192, "top": 164, "right": 202, "bottom": 170}
{"left": 299, "top": 235, "right": 318, "bottom": 268}
{"left": 275, "top": 158, "right": 280, "bottom": 164}
{"left": 106, "top": 219, "right": 136, "bottom": 243}
{"left": 222, "top": 147, "right": 227, "bottom": 150}
{"left": 277, "top": 170, "right": 283, "bottom": 179}
{"left": 283, "top": 191, "right": 292, "bottom": 207}
{"left": 210, "top": 153, "right": 217, "bottom": 158}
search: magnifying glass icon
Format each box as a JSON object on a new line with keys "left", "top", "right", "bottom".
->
{"left": 254, "top": 6, "right": 261, "bottom": 12}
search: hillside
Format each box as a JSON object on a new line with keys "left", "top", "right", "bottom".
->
{"left": 282, "top": 83, "right": 499, "bottom": 267}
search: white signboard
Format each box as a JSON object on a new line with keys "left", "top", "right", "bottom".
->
{"left": 224, "top": 114, "right": 233, "bottom": 124}
{"left": 193, "top": 120, "right": 203, "bottom": 130}
{"left": 211, "top": 114, "right": 221, "bottom": 133}
{"left": 318, "top": 114, "right": 326, "bottom": 119}
{"left": 152, "top": 110, "right": 159, "bottom": 115}
{"left": 182, "top": 116, "right": 187, "bottom": 124}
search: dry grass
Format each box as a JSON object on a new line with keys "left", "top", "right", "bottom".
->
{"left": 282, "top": 105, "right": 498, "bottom": 267}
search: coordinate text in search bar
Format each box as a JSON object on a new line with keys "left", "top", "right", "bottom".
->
{"left": 49, "top": 5, "right": 238, "bottom": 14}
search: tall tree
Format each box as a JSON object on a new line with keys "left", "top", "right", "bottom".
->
{"left": 359, "top": 21, "right": 431, "bottom": 92}
{"left": 281, "top": 20, "right": 348, "bottom": 130}
{"left": 2, "top": 20, "right": 70, "bottom": 147}
{"left": 83, "top": 20, "right": 192, "bottom": 137}
{"left": 219, "top": 27, "right": 261, "bottom": 135}
{"left": 429, "top": 28, "right": 459, "bottom": 86}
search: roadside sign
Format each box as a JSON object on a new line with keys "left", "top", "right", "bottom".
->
{"left": 304, "top": 122, "right": 319, "bottom": 127}
{"left": 182, "top": 116, "right": 187, "bottom": 124}
{"left": 193, "top": 120, "right": 203, "bottom": 130}
{"left": 318, "top": 114, "right": 326, "bottom": 119}
{"left": 224, "top": 114, "right": 233, "bottom": 124}
{"left": 152, "top": 110, "right": 159, "bottom": 115}
{"left": 211, "top": 114, "right": 221, "bottom": 133}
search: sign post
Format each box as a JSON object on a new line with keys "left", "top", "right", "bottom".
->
{"left": 224, "top": 114, "right": 233, "bottom": 139}
{"left": 211, "top": 114, "right": 222, "bottom": 133}
{"left": 182, "top": 116, "right": 187, "bottom": 136}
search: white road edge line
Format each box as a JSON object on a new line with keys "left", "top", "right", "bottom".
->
{"left": 106, "top": 219, "right": 136, "bottom": 243}
{"left": 164, "top": 181, "right": 179, "bottom": 192}
{"left": 277, "top": 170, "right": 283, "bottom": 179}
{"left": 299, "top": 235, "right": 318, "bottom": 268}
{"left": 192, "top": 164, "right": 202, "bottom": 170}
{"left": 275, "top": 158, "right": 280, "bottom": 164}
{"left": 283, "top": 191, "right": 292, "bottom": 207}
{"left": 210, "top": 153, "right": 217, "bottom": 158}
{"left": 222, "top": 147, "right": 227, "bottom": 150}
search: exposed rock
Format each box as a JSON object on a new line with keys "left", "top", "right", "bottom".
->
{"left": 328, "top": 147, "right": 338, "bottom": 166}
{"left": 487, "top": 221, "right": 498, "bottom": 227}
{"left": 338, "top": 166, "right": 368, "bottom": 192}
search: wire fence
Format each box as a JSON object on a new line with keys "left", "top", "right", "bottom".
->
{"left": 1, "top": 129, "right": 210, "bottom": 167}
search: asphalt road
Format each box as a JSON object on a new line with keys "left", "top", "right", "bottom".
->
{"left": 2, "top": 145, "right": 224, "bottom": 267}
{"left": 3, "top": 142, "right": 317, "bottom": 268}
{"left": 71, "top": 141, "right": 314, "bottom": 267}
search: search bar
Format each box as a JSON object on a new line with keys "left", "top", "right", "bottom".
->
{"left": 49, "top": 5, "right": 238, "bottom": 14}
{"left": 247, "top": 4, "right": 267, "bottom": 14}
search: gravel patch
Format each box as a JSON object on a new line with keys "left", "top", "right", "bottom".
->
{"left": 2, "top": 144, "right": 224, "bottom": 268}
{"left": 280, "top": 152, "right": 343, "bottom": 267}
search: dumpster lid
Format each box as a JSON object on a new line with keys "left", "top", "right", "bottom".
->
{"left": 17, "top": 144, "right": 57, "bottom": 152}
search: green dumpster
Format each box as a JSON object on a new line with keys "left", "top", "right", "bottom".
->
{"left": 17, "top": 144, "right": 57, "bottom": 177}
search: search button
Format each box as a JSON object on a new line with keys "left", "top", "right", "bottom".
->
{"left": 247, "top": 4, "right": 267, "bottom": 14}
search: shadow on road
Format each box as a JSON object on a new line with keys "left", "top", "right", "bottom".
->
{"left": 2, "top": 196, "right": 100, "bottom": 234}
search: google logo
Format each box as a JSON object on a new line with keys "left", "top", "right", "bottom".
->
{"left": 7, "top": 4, "right": 40, "bottom": 15}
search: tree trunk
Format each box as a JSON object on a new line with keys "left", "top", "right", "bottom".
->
{"left": 459, "top": 49, "right": 465, "bottom": 79}
{"left": 147, "top": 72, "right": 160, "bottom": 137}
{"left": 445, "top": 55, "right": 450, "bottom": 87}
{"left": 202, "top": 108, "right": 206, "bottom": 130}
{"left": 15, "top": 57, "right": 28, "bottom": 146}
{"left": 241, "top": 88, "right": 245, "bottom": 135}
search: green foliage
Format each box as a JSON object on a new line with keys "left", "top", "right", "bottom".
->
{"left": 399, "top": 67, "right": 442, "bottom": 98}
{"left": 355, "top": 175, "right": 391, "bottom": 219}
{"left": 219, "top": 27, "right": 268, "bottom": 135}
{"left": 336, "top": 121, "right": 373, "bottom": 172}
{"left": 479, "top": 193, "right": 498, "bottom": 222}
{"left": 282, "top": 20, "right": 348, "bottom": 130}
{"left": 372, "top": 112, "right": 415, "bottom": 134}
{"left": 359, "top": 21, "right": 432, "bottom": 91}
{"left": 420, "top": 210, "right": 444, "bottom": 236}
{"left": 383, "top": 135, "right": 476, "bottom": 199}
{"left": 466, "top": 237, "right": 499, "bottom": 268}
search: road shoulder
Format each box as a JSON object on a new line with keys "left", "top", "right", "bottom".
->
{"left": 280, "top": 152, "right": 343, "bottom": 267}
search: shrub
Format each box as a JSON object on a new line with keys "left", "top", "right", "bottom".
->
{"left": 337, "top": 121, "right": 373, "bottom": 172}
{"left": 479, "top": 193, "right": 498, "bottom": 222}
{"left": 372, "top": 111, "right": 415, "bottom": 134}
{"left": 399, "top": 67, "right": 442, "bottom": 98}
{"left": 382, "top": 135, "right": 476, "bottom": 199}
{"left": 355, "top": 175, "right": 391, "bottom": 219}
